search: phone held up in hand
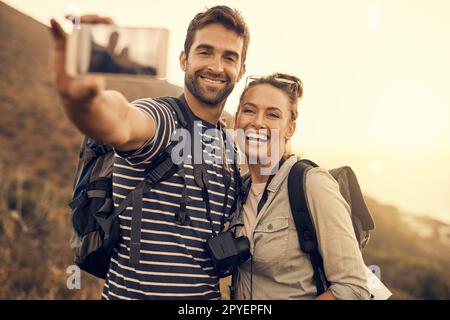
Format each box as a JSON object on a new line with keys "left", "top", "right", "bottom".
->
{"left": 66, "top": 24, "right": 169, "bottom": 78}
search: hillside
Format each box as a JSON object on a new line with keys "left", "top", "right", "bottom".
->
{"left": 0, "top": 1, "right": 182, "bottom": 190}
{"left": 363, "top": 198, "right": 450, "bottom": 299}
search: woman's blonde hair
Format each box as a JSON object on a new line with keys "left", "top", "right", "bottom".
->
{"left": 238, "top": 72, "right": 303, "bottom": 121}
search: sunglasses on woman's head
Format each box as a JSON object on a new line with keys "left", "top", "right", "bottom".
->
{"left": 245, "top": 73, "right": 303, "bottom": 98}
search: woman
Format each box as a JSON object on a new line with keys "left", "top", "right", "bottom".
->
{"left": 231, "top": 73, "right": 371, "bottom": 300}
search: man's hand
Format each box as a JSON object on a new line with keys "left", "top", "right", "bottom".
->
{"left": 49, "top": 15, "right": 155, "bottom": 151}
{"left": 49, "top": 15, "right": 114, "bottom": 106}
{"left": 66, "top": 14, "right": 115, "bottom": 25}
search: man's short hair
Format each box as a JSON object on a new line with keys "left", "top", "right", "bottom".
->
{"left": 184, "top": 5, "right": 250, "bottom": 64}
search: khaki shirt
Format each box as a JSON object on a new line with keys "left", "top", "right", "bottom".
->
{"left": 233, "top": 155, "right": 371, "bottom": 300}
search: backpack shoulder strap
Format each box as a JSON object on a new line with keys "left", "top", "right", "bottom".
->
{"left": 288, "top": 159, "right": 329, "bottom": 295}
{"left": 137, "top": 95, "right": 191, "bottom": 184}
{"left": 240, "top": 172, "right": 252, "bottom": 204}
{"left": 120, "top": 96, "right": 191, "bottom": 266}
{"left": 288, "top": 159, "right": 319, "bottom": 252}
{"left": 160, "top": 95, "right": 203, "bottom": 188}
{"left": 154, "top": 95, "right": 193, "bottom": 131}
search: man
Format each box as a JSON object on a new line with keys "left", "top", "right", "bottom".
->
{"left": 50, "top": 6, "right": 249, "bottom": 299}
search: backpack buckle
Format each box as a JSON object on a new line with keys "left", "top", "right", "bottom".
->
{"left": 175, "top": 199, "right": 190, "bottom": 225}
{"left": 90, "top": 143, "right": 112, "bottom": 156}
{"left": 69, "top": 190, "right": 87, "bottom": 209}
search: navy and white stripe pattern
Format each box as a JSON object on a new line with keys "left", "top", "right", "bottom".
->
{"left": 101, "top": 98, "right": 237, "bottom": 300}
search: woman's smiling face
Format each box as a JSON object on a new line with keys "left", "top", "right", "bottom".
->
{"left": 236, "top": 83, "right": 296, "bottom": 164}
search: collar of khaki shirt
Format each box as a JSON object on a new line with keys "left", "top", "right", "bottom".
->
{"left": 253, "top": 155, "right": 298, "bottom": 225}
{"left": 233, "top": 155, "right": 298, "bottom": 243}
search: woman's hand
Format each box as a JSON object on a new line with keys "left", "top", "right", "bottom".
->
{"left": 314, "top": 290, "right": 337, "bottom": 300}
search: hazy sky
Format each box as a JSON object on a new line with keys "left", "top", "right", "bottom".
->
{"left": 3, "top": 0, "right": 450, "bottom": 222}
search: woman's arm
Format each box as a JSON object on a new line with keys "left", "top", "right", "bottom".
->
{"left": 305, "top": 167, "right": 371, "bottom": 300}
{"left": 315, "top": 290, "right": 337, "bottom": 300}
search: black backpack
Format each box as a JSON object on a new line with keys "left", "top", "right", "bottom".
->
{"left": 69, "top": 96, "right": 237, "bottom": 279}
{"left": 287, "top": 159, "right": 375, "bottom": 295}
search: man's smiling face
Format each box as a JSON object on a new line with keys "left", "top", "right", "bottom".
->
{"left": 180, "top": 23, "right": 245, "bottom": 107}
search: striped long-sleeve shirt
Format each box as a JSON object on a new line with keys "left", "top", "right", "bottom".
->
{"left": 101, "top": 97, "right": 238, "bottom": 300}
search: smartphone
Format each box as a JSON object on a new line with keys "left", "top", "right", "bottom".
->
{"left": 66, "top": 24, "right": 169, "bottom": 78}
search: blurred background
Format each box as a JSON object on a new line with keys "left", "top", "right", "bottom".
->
{"left": 0, "top": 0, "right": 449, "bottom": 299}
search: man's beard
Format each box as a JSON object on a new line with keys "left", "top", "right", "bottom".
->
{"left": 185, "top": 70, "right": 235, "bottom": 106}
